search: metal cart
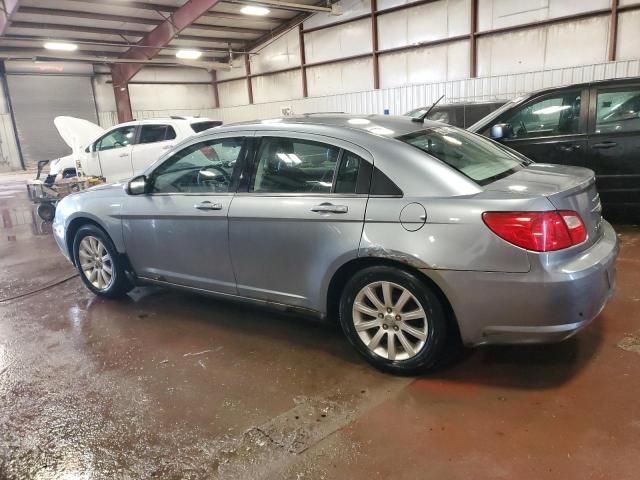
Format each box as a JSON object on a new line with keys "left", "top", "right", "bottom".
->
{"left": 27, "top": 176, "right": 103, "bottom": 221}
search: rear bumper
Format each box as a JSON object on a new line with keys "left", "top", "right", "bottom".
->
{"left": 425, "top": 220, "right": 619, "bottom": 346}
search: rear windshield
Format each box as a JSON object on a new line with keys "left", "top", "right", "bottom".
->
{"left": 190, "top": 121, "right": 222, "bottom": 133}
{"left": 398, "top": 126, "right": 531, "bottom": 185}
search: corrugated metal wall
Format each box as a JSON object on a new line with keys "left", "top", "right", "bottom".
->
{"left": 166, "top": 58, "right": 639, "bottom": 124}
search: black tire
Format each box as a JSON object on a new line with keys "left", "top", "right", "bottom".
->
{"left": 37, "top": 203, "right": 56, "bottom": 222}
{"left": 339, "top": 266, "right": 449, "bottom": 375}
{"left": 72, "top": 224, "right": 133, "bottom": 299}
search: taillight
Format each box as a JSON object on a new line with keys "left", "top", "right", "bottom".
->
{"left": 482, "top": 210, "right": 587, "bottom": 252}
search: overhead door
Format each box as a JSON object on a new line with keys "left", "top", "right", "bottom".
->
{"left": 6, "top": 75, "right": 98, "bottom": 167}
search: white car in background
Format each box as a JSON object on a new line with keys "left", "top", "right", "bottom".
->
{"left": 45, "top": 116, "right": 222, "bottom": 184}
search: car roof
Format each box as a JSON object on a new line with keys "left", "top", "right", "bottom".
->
{"left": 516, "top": 75, "right": 640, "bottom": 100}
{"left": 116, "top": 117, "right": 214, "bottom": 128}
{"left": 218, "top": 113, "right": 441, "bottom": 139}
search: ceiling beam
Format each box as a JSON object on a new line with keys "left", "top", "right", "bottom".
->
{"left": 112, "top": 0, "right": 225, "bottom": 86}
{"left": 0, "top": 0, "right": 21, "bottom": 35}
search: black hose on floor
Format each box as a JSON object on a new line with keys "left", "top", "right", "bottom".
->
{"left": 0, "top": 274, "right": 79, "bottom": 303}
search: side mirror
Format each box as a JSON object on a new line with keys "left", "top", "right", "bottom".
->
{"left": 127, "top": 175, "right": 148, "bottom": 195}
{"left": 490, "top": 123, "right": 512, "bottom": 140}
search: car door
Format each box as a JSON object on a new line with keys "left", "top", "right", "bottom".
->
{"left": 228, "top": 132, "right": 372, "bottom": 311}
{"left": 91, "top": 125, "right": 137, "bottom": 182}
{"left": 486, "top": 88, "right": 589, "bottom": 167}
{"left": 122, "top": 133, "right": 249, "bottom": 293}
{"left": 130, "top": 123, "right": 177, "bottom": 175}
{"left": 587, "top": 82, "right": 640, "bottom": 210}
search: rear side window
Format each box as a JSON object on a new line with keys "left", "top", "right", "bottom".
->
{"left": 251, "top": 138, "right": 340, "bottom": 193}
{"left": 139, "top": 125, "right": 176, "bottom": 144}
{"left": 398, "top": 126, "right": 529, "bottom": 186}
{"left": 596, "top": 87, "right": 640, "bottom": 134}
{"left": 191, "top": 121, "right": 222, "bottom": 133}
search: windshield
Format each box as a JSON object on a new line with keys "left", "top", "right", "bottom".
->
{"left": 467, "top": 97, "right": 524, "bottom": 132}
{"left": 398, "top": 126, "right": 531, "bottom": 185}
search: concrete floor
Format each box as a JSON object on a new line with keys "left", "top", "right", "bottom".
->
{"left": 1, "top": 171, "right": 639, "bottom": 480}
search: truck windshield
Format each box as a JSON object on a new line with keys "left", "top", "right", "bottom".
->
{"left": 397, "top": 126, "right": 531, "bottom": 185}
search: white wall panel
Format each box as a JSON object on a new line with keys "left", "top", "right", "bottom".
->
{"left": 304, "top": 0, "right": 371, "bottom": 29}
{"left": 218, "top": 78, "right": 249, "bottom": 107}
{"left": 617, "top": 9, "right": 640, "bottom": 61}
{"left": 252, "top": 70, "right": 303, "bottom": 103}
{"left": 129, "top": 84, "right": 215, "bottom": 111}
{"left": 304, "top": 18, "right": 372, "bottom": 64}
{"left": 307, "top": 57, "right": 374, "bottom": 96}
{"left": 216, "top": 57, "right": 247, "bottom": 81}
{"left": 92, "top": 75, "right": 116, "bottom": 113}
{"left": 379, "top": 40, "right": 470, "bottom": 88}
{"left": 0, "top": 114, "right": 21, "bottom": 171}
{"left": 478, "top": 17, "right": 608, "bottom": 76}
{"left": 478, "top": 0, "right": 610, "bottom": 31}
{"left": 620, "top": 0, "right": 640, "bottom": 5}
{"left": 251, "top": 29, "right": 301, "bottom": 75}
{"left": 378, "top": 0, "right": 470, "bottom": 50}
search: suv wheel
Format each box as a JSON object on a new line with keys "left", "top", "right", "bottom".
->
{"left": 339, "top": 266, "right": 448, "bottom": 375}
{"left": 72, "top": 224, "right": 133, "bottom": 298}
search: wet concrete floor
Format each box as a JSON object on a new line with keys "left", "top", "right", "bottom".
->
{"left": 1, "top": 171, "right": 639, "bottom": 479}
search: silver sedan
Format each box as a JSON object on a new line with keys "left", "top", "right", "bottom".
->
{"left": 52, "top": 114, "right": 618, "bottom": 374}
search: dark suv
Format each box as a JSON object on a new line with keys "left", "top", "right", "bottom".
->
{"left": 468, "top": 77, "right": 640, "bottom": 217}
{"left": 406, "top": 101, "right": 506, "bottom": 128}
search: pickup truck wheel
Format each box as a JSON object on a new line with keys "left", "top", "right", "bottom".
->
{"left": 72, "top": 224, "right": 133, "bottom": 298}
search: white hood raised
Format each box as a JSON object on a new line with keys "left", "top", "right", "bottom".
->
{"left": 54, "top": 116, "right": 104, "bottom": 154}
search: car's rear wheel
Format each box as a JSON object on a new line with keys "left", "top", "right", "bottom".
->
{"left": 339, "top": 266, "right": 448, "bottom": 375}
{"left": 72, "top": 224, "right": 133, "bottom": 298}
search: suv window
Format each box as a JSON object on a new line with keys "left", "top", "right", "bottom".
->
{"left": 97, "top": 126, "right": 136, "bottom": 151}
{"left": 150, "top": 138, "right": 243, "bottom": 194}
{"left": 191, "top": 121, "right": 223, "bottom": 133}
{"left": 251, "top": 138, "right": 341, "bottom": 193}
{"left": 500, "top": 91, "right": 581, "bottom": 139}
{"left": 139, "top": 124, "right": 176, "bottom": 144}
{"left": 596, "top": 87, "right": 640, "bottom": 134}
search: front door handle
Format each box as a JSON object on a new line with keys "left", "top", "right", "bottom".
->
{"left": 592, "top": 141, "right": 617, "bottom": 149}
{"left": 119, "top": 153, "right": 129, "bottom": 158}
{"left": 311, "top": 203, "right": 348, "bottom": 214}
{"left": 557, "top": 144, "right": 582, "bottom": 152}
{"left": 195, "top": 201, "right": 223, "bottom": 211}
{"left": 162, "top": 144, "right": 174, "bottom": 150}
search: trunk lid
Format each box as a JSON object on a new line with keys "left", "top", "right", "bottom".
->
{"left": 485, "top": 164, "right": 603, "bottom": 247}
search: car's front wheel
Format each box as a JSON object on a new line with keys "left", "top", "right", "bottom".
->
{"left": 72, "top": 224, "right": 133, "bottom": 298}
{"left": 339, "top": 266, "right": 449, "bottom": 375}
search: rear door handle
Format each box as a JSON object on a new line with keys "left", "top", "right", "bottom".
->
{"left": 592, "top": 141, "right": 617, "bottom": 149}
{"left": 311, "top": 203, "right": 348, "bottom": 214}
{"left": 195, "top": 201, "right": 223, "bottom": 211}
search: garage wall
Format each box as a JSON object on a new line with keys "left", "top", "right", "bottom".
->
{"left": 214, "top": 0, "right": 640, "bottom": 110}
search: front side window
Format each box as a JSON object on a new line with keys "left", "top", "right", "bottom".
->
{"left": 398, "top": 126, "right": 530, "bottom": 185}
{"left": 499, "top": 91, "right": 581, "bottom": 139}
{"left": 139, "top": 124, "right": 176, "bottom": 144}
{"left": 251, "top": 138, "right": 341, "bottom": 193}
{"left": 150, "top": 137, "right": 243, "bottom": 193}
{"left": 595, "top": 87, "right": 640, "bottom": 134}
{"left": 97, "top": 126, "right": 136, "bottom": 151}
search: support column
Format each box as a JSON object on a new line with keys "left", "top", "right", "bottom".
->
{"left": 113, "top": 83, "right": 133, "bottom": 123}
{"left": 608, "top": 0, "right": 619, "bottom": 61}
{"left": 470, "top": 0, "right": 478, "bottom": 78}
{"left": 299, "top": 23, "right": 308, "bottom": 98}
{"left": 211, "top": 70, "right": 220, "bottom": 108}
{"left": 371, "top": 0, "right": 380, "bottom": 89}
{"left": 245, "top": 54, "right": 253, "bottom": 105}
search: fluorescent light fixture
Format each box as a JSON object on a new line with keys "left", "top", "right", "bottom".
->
{"left": 241, "top": 5, "right": 270, "bottom": 15}
{"left": 44, "top": 42, "right": 78, "bottom": 51}
{"left": 176, "top": 49, "right": 202, "bottom": 60}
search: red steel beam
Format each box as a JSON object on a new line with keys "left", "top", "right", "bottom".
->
{"left": 371, "top": 0, "right": 379, "bottom": 89}
{"left": 111, "top": 0, "right": 223, "bottom": 87}
{"left": 470, "top": 0, "right": 478, "bottom": 78}
{"left": 0, "top": 0, "right": 21, "bottom": 35}
{"left": 608, "top": 0, "right": 619, "bottom": 61}
{"left": 111, "top": 0, "right": 223, "bottom": 122}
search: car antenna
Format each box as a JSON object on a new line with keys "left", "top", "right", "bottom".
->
{"left": 412, "top": 94, "right": 445, "bottom": 123}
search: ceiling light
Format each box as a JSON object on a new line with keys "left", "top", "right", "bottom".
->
{"left": 241, "top": 5, "right": 270, "bottom": 16}
{"left": 176, "top": 49, "right": 202, "bottom": 60}
{"left": 44, "top": 42, "right": 78, "bottom": 51}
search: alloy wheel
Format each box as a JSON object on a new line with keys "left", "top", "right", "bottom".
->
{"left": 352, "top": 281, "right": 429, "bottom": 361}
{"left": 78, "top": 235, "right": 114, "bottom": 290}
